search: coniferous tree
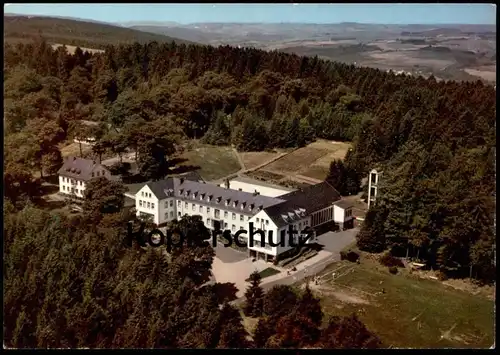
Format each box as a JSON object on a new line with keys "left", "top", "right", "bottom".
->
{"left": 243, "top": 271, "right": 264, "bottom": 317}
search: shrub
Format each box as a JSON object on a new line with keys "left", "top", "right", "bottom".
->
{"left": 388, "top": 266, "right": 398, "bottom": 274}
{"left": 340, "top": 250, "right": 360, "bottom": 263}
{"left": 109, "top": 162, "right": 131, "bottom": 176}
{"left": 435, "top": 270, "right": 448, "bottom": 281}
{"left": 379, "top": 252, "right": 404, "bottom": 268}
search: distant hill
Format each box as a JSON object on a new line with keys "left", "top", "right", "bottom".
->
{"left": 129, "top": 25, "right": 212, "bottom": 44}
{"left": 3, "top": 15, "right": 193, "bottom": 50}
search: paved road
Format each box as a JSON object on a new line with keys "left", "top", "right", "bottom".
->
{"left": 101, "top": 152, "right": 136, "bottom": 167}
{"left": 226, "top": 229, "right": 359, "bottom": 303}
{"left": 315, "top": 229, "right": 358, "bottom": 253}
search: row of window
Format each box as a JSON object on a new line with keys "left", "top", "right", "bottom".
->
{"left": 62, "top": 186, "right": 81, "bottom": 195}
{"left": 141, "top": 191, "right": 153, "bottom": 198}
{"left": 139, "top": 200, "right": 155, "bottom": 209}
{"left": 345, "top": 209, "right": 352, "bottom": 217}
{"left": 91, "top": 170, "right": 106, "bottom": 178}
{"left": 165, "top": 211, "right": 174, "bottom": 219}
{"left": 62, "top": 177, "right": 84, "bottom": 186}
{"left": 178, "top": 201, "right": 254, "bottom": 222}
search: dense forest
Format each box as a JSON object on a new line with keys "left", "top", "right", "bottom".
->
{"left": 3, "top": 35, "right": 495, "bottom": 346}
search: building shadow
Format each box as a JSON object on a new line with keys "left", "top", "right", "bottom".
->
{"left": 40, "top": 184, "right": 60, "bottom": 196}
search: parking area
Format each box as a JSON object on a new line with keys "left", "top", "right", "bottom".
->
{"left": 315, "top": 228, "right": 358, "bottom": 253}
{"left": 214, "top": 242, "right": 248, "bottom": 263}
{"left": 212, "top": 243, "right": 269, "bottom": 297}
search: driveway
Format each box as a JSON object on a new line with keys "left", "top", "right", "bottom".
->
{"left": 212, "top": 244, "right": 269, "bottom": 298}
{"left": 214, "top": 242, "right": 248, "bottom": 263}
{"left": 315, "top": 228, "right": 358, "bottom": 253}
{"left": 213, "top": 229, "right": 359, "bottom": 299}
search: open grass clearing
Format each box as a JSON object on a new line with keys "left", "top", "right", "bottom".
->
{"left": 60, "top": 142, "right": 93, "bottom": 158}
{"left": 51, "top": 43, "right": 104, "bottom": 54}
{"left": 312, "top": 258, "right": 494, "bottom": 348}
{"left": 180, "top": 144, "right": 241, "bottom": 181}
{"left": 239, "top": 151, "right": 281, "bottom": 170}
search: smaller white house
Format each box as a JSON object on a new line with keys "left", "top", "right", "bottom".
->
{"left": 57, "top": 157, "right": 111, "bottom": 199}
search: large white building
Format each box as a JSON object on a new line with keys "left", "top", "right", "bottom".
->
{"left": 57, "top": 157, "right": 111, "bottom": 199}
{"left": 134, "top": 176, "right": 354, "bottom": 262}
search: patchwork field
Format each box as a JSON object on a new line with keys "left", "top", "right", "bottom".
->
{"left": 262, "top": 147, "right": 329, "bottom": 175}
{"left": 181, "top": 144, "right": 241, "bottom": 181}
{"left": 240, "top": 151, "right": 282, "bottom": 170}
{"left": 254, "top": 140, "right": 351, "bottom": 183}
{"left": 311, "top": 258, "right": 494, "bottom": 348}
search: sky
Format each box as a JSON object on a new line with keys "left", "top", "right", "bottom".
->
{"left": 4, "top": 3, "right": 496, "bottom": 25}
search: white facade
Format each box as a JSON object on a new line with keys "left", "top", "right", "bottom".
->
{"left": 220, "top": 178, "right": 293, "bottom": 198}
{"left": 58, "top": 165, "right": 111, "bottom": 199}
{"left": 59, "top": 176, "right": 87, "bottom": 198}
{"left": 134, "top": 180, "right": 353, "bottom": 258}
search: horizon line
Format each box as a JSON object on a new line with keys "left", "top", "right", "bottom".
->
{"left": 4, "top": 12, "right": 496, "bottom": 27}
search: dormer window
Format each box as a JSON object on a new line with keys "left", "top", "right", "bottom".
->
{"left": 200, "top": 193, "right": 204, "bottom": 200}
{"left": 217, "top": 197, "right": 222, "bottom": 203}
{"left": 207, "top": 195, "right": 212, "bottom": 202}
{"left": 259, "top": 205, "right": 263, "bottom": 211}
{"left": 233, "top": 201, "right": 238, "bottom": 208}
{"left": 180, "top": 189, "right": 184, "bottom": 195}
{"left": 192, "top": 192, "right": 197, "bottom": 198}
{"left": 240, "top": 203, "right": 245, "bottom": 210}
{"left": 250, "top": 204, "right": 255, "bottom": 210}
{"left": 225, "top": 199, "right": 230, "bottom": 206}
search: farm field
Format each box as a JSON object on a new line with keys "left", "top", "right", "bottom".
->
{"left": 310, "top": 258, "right": 495, "bottom": 348}
{"left": 253, "top": 140, "right": 352, "bottom": 182}
{"left": 239, "top": 151, "right": 281, "bottom": 170}
{"left": 261, "top": 147, "right": 329, "bottom": 175}
{"left": 181, "top": 144, "right": 241, "bottom": 181}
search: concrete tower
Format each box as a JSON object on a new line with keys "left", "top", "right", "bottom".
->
{"left": 367, "top": 169, "right": 382, "bottom": 209}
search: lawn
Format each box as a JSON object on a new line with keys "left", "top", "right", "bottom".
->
{"left": 180, "top": 144, "right": 241, "bottom": 181}
{"left": 314, "top": 259, "right": 494, "bottom": 348}
{"left": 60, "top": 142, "right": 93, "bottom": 158}
{"left": 245, "top": 267, "right": 281, "bottom": 282}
